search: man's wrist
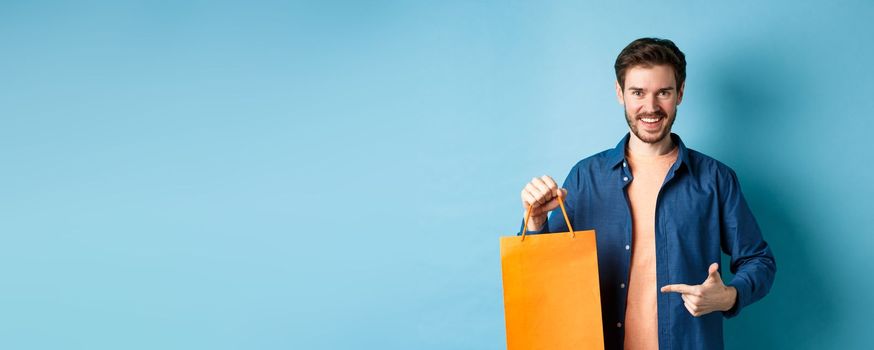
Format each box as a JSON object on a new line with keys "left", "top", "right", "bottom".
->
{"left": 721, "top": 286, "right": 738, "bottom": 312}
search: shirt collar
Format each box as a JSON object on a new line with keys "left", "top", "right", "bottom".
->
{"left": 608, "top": 132, "right": 693, "bottom": 176}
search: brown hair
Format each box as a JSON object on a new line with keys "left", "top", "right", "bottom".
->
{"left": 614, "top": 38, "right": 686, "bottom": 90}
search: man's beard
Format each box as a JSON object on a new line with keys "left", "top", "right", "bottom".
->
{"left": 624, "top": 109, "right": 676, "bottom": 144}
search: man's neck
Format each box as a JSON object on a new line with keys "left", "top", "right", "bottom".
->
{"left": 627, "top": 132, "right": 675, "bottom": 157}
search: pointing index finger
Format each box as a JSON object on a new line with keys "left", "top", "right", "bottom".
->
{"left": 660, "top": 284, "right": 694, "bottom": 294}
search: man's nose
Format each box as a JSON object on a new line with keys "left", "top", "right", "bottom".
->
{"left": 642, "top": 95, "right": 661, "bottom": 113}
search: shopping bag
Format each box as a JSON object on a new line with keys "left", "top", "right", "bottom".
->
{"left": 500, "top": 196, "right": 604, "bottom": 349}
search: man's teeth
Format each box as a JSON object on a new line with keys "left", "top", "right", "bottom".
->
{"left": 642, "top": 117, "right": 660, "bottom": 123}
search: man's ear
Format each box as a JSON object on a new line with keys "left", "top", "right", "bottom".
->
{"left": 676, "top": 81, "right": 685, "bottom": 106}
{"left": 615, "top": 80, "right": 624, "bottom": 105}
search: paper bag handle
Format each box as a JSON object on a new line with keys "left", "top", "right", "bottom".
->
{"left": 521, "top": 193, "right": 575, "bottom": 241}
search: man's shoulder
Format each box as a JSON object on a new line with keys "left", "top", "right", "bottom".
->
{"left": 685, "top": 147, "right": 739, "bottom": 179}
{"left": 570, "top": 148, "right": 617, "bottom": 173}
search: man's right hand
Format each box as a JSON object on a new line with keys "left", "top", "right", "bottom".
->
{"left": 520, "top": 175, "right": 567, "bottom": 232}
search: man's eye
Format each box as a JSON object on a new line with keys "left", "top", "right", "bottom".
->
{"left": 658, "top": 91, "right": 670, "bottom": 96}
{"left": 632, "top": 91, "right": 642, "bottom": 96}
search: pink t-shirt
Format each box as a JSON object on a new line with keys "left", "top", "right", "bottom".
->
{"left": 624, "top": 145, "right": 678, "bottom": 350}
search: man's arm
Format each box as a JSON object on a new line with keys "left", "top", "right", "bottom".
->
{"left": 718, "top": 168, "right": 777, "bottom": 318}
{"left": 660, "top": 167, "right": 776, "bottom": 317}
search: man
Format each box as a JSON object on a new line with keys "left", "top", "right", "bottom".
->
{"left": 519, "top": 38, "right": 776, "bottom": 349}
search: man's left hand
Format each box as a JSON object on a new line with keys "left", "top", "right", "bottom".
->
{"left": 660, "top": 263, "right": 737, "bottom": 317}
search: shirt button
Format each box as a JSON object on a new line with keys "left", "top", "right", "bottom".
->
{"left": 617, "top": 322, "right": 622, "bottom": 328}
{"left": 623, "top": 176, "right": 629, "bottom": 181}
{"left": 620, "top": 283, "right": 626, "bottom": 288}
{"left": 623, "top": 162, "right": 627, "bottom": 168}
{"left": 625, "top": 245, "right": 630, "bottom": 250}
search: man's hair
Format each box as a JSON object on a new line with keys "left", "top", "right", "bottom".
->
{"left": 614, "top": 37, "right": 686, "bottom": 90}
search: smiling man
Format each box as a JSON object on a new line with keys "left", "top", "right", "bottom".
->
{"left": 518, "top": 38, "right": 776, "bottom": 349}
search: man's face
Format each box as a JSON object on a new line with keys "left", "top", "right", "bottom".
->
{"left": 615, "top": 64, "right": 684, "bottom": 144}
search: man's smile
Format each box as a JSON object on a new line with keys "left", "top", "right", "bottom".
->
{"left": 638, "top": 112, "right": 667, "bottom": 129}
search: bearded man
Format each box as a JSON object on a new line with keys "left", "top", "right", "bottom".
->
{"left": 519, "top": 38, "right": 776, "bottom": 350}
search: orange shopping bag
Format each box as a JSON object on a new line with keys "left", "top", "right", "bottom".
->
{"left": 500, "top": 196, "right": 604, "bottom": 349}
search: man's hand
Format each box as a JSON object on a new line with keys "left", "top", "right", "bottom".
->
{"left": 660, "top": 263, "right": 738, "bottom": 317}
{"left": 520, "top": 175, "right": 567, "bottom": 232}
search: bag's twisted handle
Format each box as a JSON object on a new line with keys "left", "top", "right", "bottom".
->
{"left": 521, "top": 194, "right": 574, "bottom": 241}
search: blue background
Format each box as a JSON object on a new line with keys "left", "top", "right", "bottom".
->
{"left": 2, "top": 1, "right": 872, "bottom": 349}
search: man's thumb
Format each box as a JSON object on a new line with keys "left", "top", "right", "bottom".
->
{"left": 705, "top": 263, "right": 721, "bottom": 283}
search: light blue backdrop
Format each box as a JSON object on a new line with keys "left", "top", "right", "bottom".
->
{"left": 2, "top": 1, "right": 872, "bottom": 349}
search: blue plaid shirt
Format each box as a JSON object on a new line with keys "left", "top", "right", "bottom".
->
{"left": 520, "top": 133, "right": 776, "bottom": 349}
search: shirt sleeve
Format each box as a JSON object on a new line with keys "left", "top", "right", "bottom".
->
{"left": 517, "top": 165, "right": 581, "bottom": 235}
{"left": 719, "top": 168, "right": 777, "bottom": 318}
